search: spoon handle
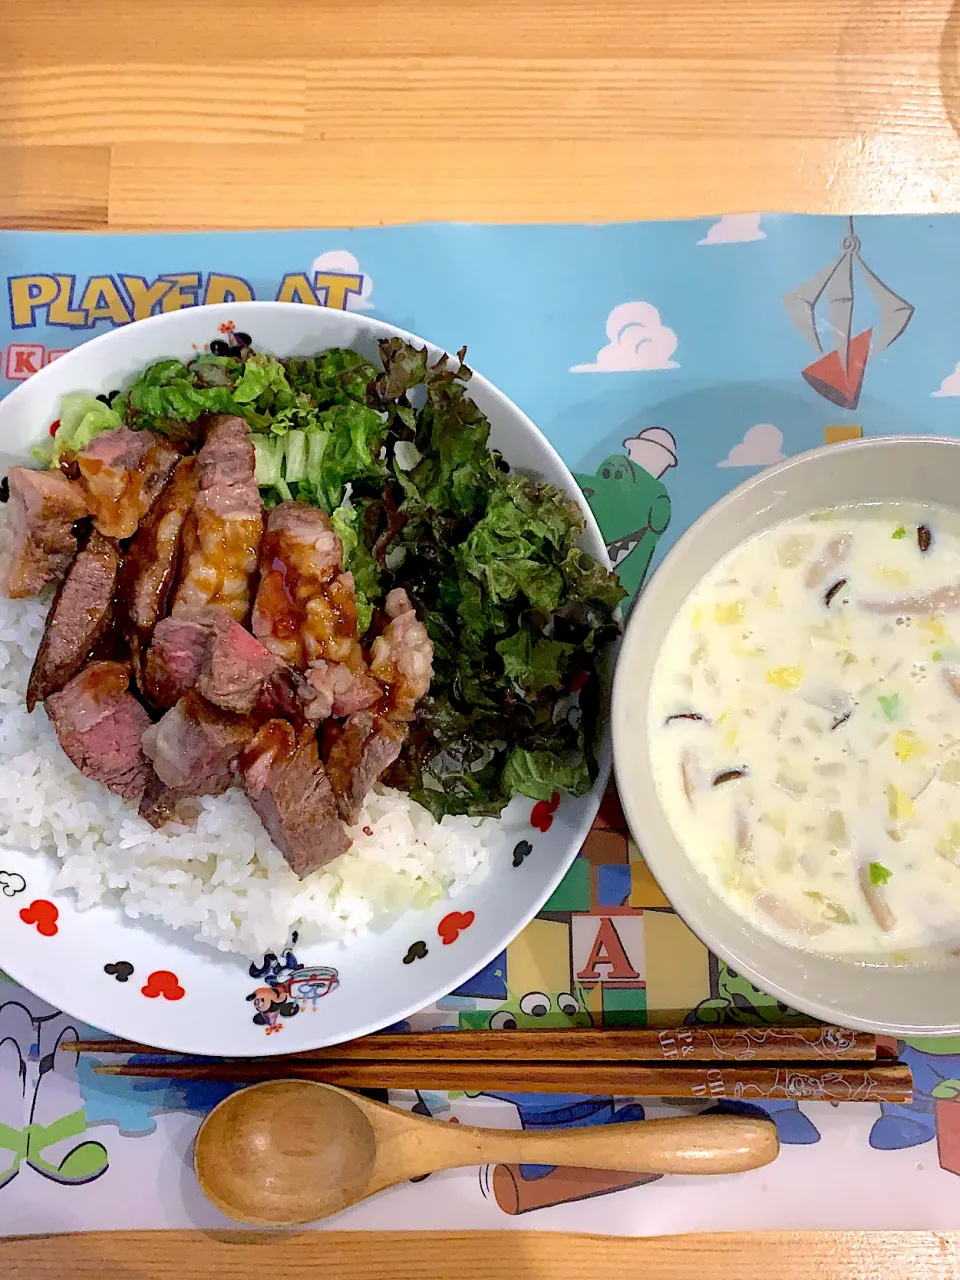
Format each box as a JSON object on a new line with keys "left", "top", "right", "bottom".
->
{"left": 434, "top": 1114, "right": 778, "bottom": 1176}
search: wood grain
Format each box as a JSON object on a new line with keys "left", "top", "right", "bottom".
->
{"left": 6, "top": 0, "right": 960, "bottom": 228}
{"left": 0, "top": 147, "right": 109, "bottom": 230}
{"left": 94, "top": 1059, "right": 913, "bottom": 1101}
{"left": 4, "top": 1230, "right": 960, "bottom": 1280}
{"left": 70, "top": 1024, "right": 880, "bottom": 1061}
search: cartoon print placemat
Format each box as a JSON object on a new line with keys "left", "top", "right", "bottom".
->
{"left": 2, "top": 212, "right": 960, "bottom": 1235}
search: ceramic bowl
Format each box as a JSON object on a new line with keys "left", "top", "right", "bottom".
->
{"left": 614, "top": 435, "right": 960, "bottom": 1035}
{"left": 0, "top": 301, "right": 610, "bottom": 1054}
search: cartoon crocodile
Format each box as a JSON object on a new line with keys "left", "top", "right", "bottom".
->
{"left": 574, "top": 428, "right": 678, "bottom": 601}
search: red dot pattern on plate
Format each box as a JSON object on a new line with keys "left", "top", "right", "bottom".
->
{"left": 19, "top": 900, "right": 59, "bottom": 936}
{"left": 530, "top": 791, "right": 561, "bottom": 832}
{"left": 141, "top": 970, "right": 186, "bottom": 1001}
{"left": 438, "top": 910, "right": 475, "bottom": 945}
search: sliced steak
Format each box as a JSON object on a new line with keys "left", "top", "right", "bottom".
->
{"left": 197, "top": 611, "right": 282, "bottom": 715}
{"left": 143, "top": 616, "right": 211, "bottom": 709}
{"left": 252, "top": 501, "right": 356, "bottom": 668}
{"left": 240, "top": 720, "right": 351, "bottom": 877}
{"left": 26, "top": 530, "right": 122, "bottom": 712}
{"left": 324, "top": 709, "right": 406, "bottom": 825}
{"left": 76, "top": 427, "right": 179, "bottom": 540}
{"left": 197, "top": 413, "right": 260, "bottom": 492}
{"left": 1, "top": 467, "right": 88, "bottom": 599}
{"left": 255, "top": 664, "right": 313, "bottom": 722}
{"left": 138, "top": 771, "right": 200, "bottom": 830}
{"left": 121, "top": 455, "right": 198, "bottom": 675}
{"left": 172, "top": 416, "right": 262, "bottom": 622}
{"left": 45, "top": 660, "right": 152, "bottom": 800}
{"left": 141, "top": 691, "right": 253, "bottom": 795}
{"left": 318, "top": 590, "right": 432, "bottom": 819}
{"left": 303, "top": 659, "right": 382, "bottom": 722}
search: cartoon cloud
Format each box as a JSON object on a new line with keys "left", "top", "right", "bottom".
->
{"left": 718, "top": 424, "right": 787, "bottom": 469}
{"left": 697, "top": 214, "right": 766, "bottom": 245}
{"left": 570, "top": 303, "right": 678, "bottom": 373}
{"left": 932, "top": 363, "right": 960, "bottom": 397}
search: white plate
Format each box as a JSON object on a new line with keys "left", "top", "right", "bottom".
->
{"left": 0, "top": 302, "right": 610, "bottom": 1054}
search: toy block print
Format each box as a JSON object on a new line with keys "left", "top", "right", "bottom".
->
{"left": 628, "top": 853, "right": 670, "bottom": 909}
{"left": 450, "top": 951, "right": 508, "bottom": 1002}
{"left": 642, "top": 910, "right": 712, "bottom": 1025}
{"left": 580, "top": 827, "right": 629, "bottom": 867}
{"left": 542, "top": 859, "right": 591, "bottom": 914}
{"left": 507, "top": 919, "right": 572, "bottom": 1003}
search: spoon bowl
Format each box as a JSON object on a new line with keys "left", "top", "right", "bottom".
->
{"left": 195, "top": 1079, "right": 780, "bottom": 1226}
{"left": 196, "top": 1080, "right": 379, "bottom": 1224}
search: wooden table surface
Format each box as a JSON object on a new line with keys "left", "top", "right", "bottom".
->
{"left": 4, "top": 1231, "right": 960, "bottom": 1280}
{"left": 6, "top": 0, "right": 960, "bottom": 1274}
{"left": 5, "top": 0, "right": 960, "bottom": 229}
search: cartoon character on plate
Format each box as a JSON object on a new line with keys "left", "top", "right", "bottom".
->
{"left": 461, "top": 987, "right": 659, "bottom": 1214}
{"left": 574, "top": 428, "right": 677, "bottom": 602}
{"left": 687, "top": 962, "right": 822, "bottom": 1145}
{"left": 248, "top": 985, "right": 300, "bottom": 1034}
{"left": 246, "top": 935, "right": 339, "bottom": 1033}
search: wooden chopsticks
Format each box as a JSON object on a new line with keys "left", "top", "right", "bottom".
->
{"left": 89, "top": 1058, "right": 912, "bottom": 1100}
{"left": 65, "top": 1025, "right": 911, "bottom": 1101}
{"left": 67, "top": 1025, "right": 883, "bottom": 1063}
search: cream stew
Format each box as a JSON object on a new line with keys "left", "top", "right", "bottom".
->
{"left": 647, "top": 504, "right": 960, "bottom": 965}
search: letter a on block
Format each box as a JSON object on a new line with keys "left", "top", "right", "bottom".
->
{"left": 576, "top": 917, "right": 640, "bottom": 983}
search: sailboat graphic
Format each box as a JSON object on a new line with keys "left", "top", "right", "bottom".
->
{"left": 783, "top": 216, "right": 914, "bottom": 411}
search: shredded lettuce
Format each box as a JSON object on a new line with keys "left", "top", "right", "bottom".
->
{"left": 283, "top": 428, "right": 308, "bottom": 484}
{"left": 331, "top": 487, "right": 381, "bottom": 634}
{"left": 285, "top": 348, "right": 379, "bottom": 406}
{"left": 233, "top": 353, "right": 293, "bottom": 405}
{"left": 501, "top": 749, "right": 591, "bottom": 802}
{"left": 495, "top": 629, "right": 577, "bottom": 694}
{"left": 253, "top": 427, "right": 331, "bottom": 507}
{"left": 252, "top": 435, "right": 283, "bottom": 488}
{"left": 45, "top": 393, "right": 123, "bottom": 465}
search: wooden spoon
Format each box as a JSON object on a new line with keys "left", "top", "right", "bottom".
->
{"left": 194, "top": 1079, "right": 779, "bottom": 1225}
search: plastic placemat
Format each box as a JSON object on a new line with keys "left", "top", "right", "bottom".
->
{"left": 1, "top": 213, "right": 958, "bottom": 1235}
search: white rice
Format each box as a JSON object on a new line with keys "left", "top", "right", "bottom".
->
{"left": 0, "top": 587, "right": 493, "bottom": 956}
